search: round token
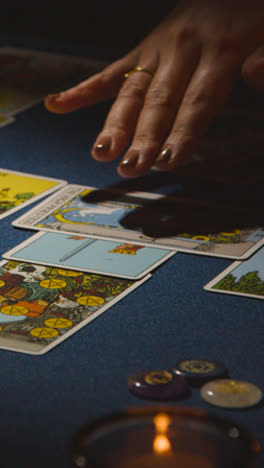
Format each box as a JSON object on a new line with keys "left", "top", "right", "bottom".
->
{"left": 127, "top": 370, "right": 190, "bottom": 401}
{"left": 170, "top": 359, "right": 228, "bottom": 386}
{"left": 201, "top": 379, "right": 263, "bottom": 409}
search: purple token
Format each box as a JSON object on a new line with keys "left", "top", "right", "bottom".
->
{"left": 128, "top": 370, "right": 190, "bottom": 401}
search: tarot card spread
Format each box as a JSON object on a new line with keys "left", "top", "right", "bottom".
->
{"left": 13, "top": 185, "right": 264, "bottom": 259}
{"left": 3, "top": 231, "right": 174, "bottom": 280}
{"left": 0, "top": 260, "right": 150, "bottom": 354}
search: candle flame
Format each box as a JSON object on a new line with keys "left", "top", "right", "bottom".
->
{"left": 153, "top": 413, "right": 172, "bottom": 455}
{"left": 153, "top": 413, "right": 171, "bottom": 433}
{"left": 153, "top": 434, "right": 172, "bottom": 455}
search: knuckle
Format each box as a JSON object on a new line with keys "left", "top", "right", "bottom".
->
{"left": 134, "top": 133, "right": 160, "bottom": 148}
{"left": 165, "top": 22, "right": 197, "bottom": 47}
{"left": 210, "top": 36, "right": 239, "bottom": 60}
{"left": 105, "top": 120, "right": 129, "bottom": 136}
{"left": 77, "top": 69, "right": 114, "bottom": 92}
{"left": 184, "top": 71, "right": 226, "bottom": 107}
{"left": 184, "top": 86, "right": 212, "bottom": 108}
{"left": 174, "top": 25, "right": 196, "bottom": 45}
{"left": 145, "top": 86, "right": 175, "bottom": 110}
{"left": 97, "top": 69, "right": 114, "bottom": 86}
{"left": 119, "top": 81, "right": 146, "bottom": 102}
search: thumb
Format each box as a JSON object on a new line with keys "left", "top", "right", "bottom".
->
{"left": 242, "top": 45, "right": 264, "bottom": 92}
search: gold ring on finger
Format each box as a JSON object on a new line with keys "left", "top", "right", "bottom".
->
{"left": 124, "top": 66, "right": 154, "bottom": 79}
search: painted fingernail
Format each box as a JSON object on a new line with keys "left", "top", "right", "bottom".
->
{"left": 119, "top": 152, "right": 139, "bottom": 169}
{"left": 157, "top": 147, "right": 172, "bottom": 163}
{"left": 94, "top": 136, "right": 112, "bottom": 152}
{"left": 46, "top": 93, "right": 63, "bottom": 102}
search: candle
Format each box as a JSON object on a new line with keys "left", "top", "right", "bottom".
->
{"left": 71, "top": 407, "right": 260, "bottom": 468}
{"left": 116, "top": 452, "right": 214, "bottom": 468}
{"left": 115, "top": 414, "right": 214, "bottom": 468}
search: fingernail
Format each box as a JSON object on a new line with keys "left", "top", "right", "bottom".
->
{"left": 94, "top": 136, "right": 112, "bottom": 152}
{"left": 46, "top": 93, "right": 63, "bottom": 102}
{"left": 119, "top": 152, "right": 139, "bottom": 169}
{"left": 157, "top": 147, "right": 172, "bottom": 163}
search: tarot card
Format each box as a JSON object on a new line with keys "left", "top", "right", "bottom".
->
{"left": 3, "top": 231, "right": 175, "bottom": 280}
{"left": 204, "top": 246, "right": 264, "bottom": 300}
{"left": 13, "top": 184, "right": 264, "bottom": 259}
{"left": 0, "top": 113, "right": 15, "bottom": 128}
{"left": 0, "top": 259, "right": 150, "bottom": 354}
{"left": 0, "top": 168, "right": 66, "bottom": 219}
{"left": 0, "top": 46, "right": 106, "bottom": 116}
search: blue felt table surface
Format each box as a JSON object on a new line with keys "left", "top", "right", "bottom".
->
{"left": 0, "top": 33, "right": 263, "bottom": 468}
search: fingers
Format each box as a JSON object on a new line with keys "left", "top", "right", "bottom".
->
{"left": 44, "top": 51, "right": 139, "bottom": 114}
{"left": 44, "top": 38, "right": 245, "bottom": 179}
{"left": 154, "top": 57, "right": 234, "bottom": 171}
{"left": 117, "top": 50, "right": 233, "bottom": 177}
{"left": 114, "top": 37, "right": 201, "bottom": 177}
{"left": 242, "top": 45, "right": 264, "bottom": 91}
{"left": 91, "top": 65, "right": 155, "bottom": 163}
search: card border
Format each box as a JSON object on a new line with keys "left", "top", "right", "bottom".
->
{"left": 0, "top": 167, "right": 66, "bottom": 220}
{"left": 3, "top": 230, "right": 175, "bottom": 280}
{"left": 0, "top": 114, "right": 15, "bottom": 128}
{"left": 0, "top": 258, "right": 151, "bottom": 355}
{"left": 204, "top": 257, "right": 264, "bottom": 300}
{"left": 12, "top": 184, "right": 264, "bottom": 260}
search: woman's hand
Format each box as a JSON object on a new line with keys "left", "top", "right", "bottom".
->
{"left": 45, "top": 0, "right": 264, "bottom": 177}
{"left": 242, "top": 45, "right": 264, "bottom": 92}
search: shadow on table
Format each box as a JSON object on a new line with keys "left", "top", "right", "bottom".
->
{"left": 82, "top": 78, "right": 264, "bottom": 239}
{"left": 81, "top": 172, "right": 263, "bottom": 239}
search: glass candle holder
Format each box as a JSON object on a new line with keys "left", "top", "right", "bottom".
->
{"left": 70, "top": 406, "right": 260, "bottom": 468}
